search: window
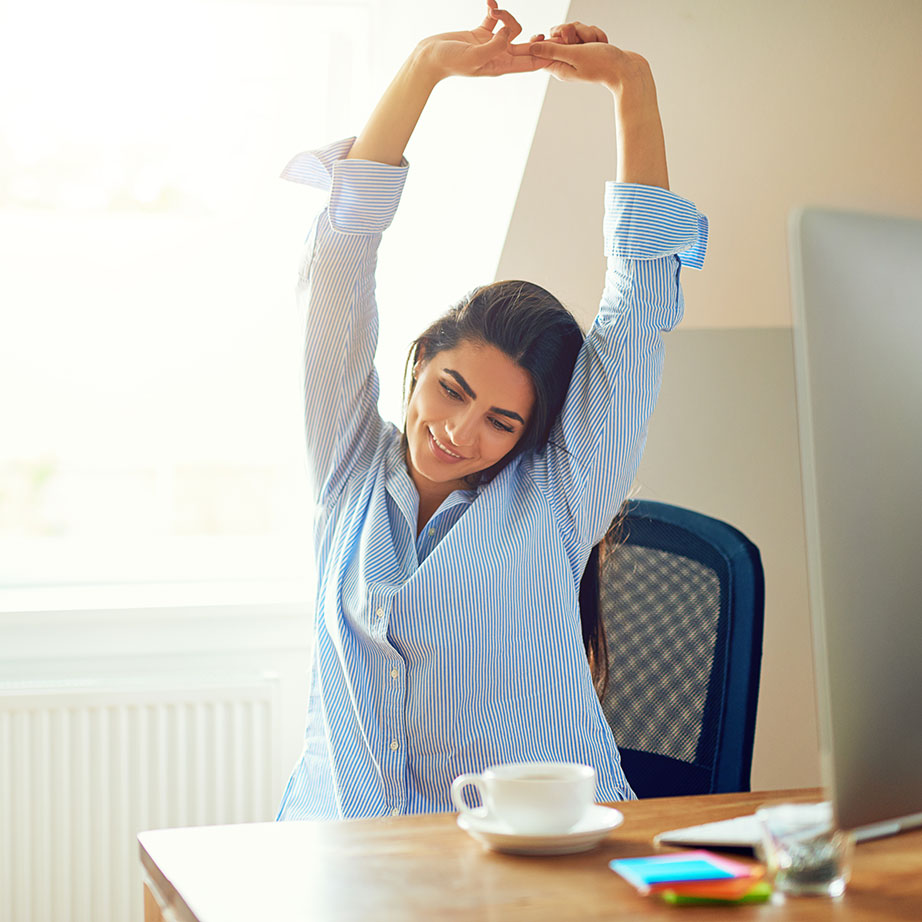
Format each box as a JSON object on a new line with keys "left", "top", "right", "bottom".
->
{"left": 0, "top": 0, "right": 373, "bottom": 595}
{"left": 0, "top": 0, "right": 552, "bottom": 601}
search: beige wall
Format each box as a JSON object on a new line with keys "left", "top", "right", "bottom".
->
{"left": 497, "top": 0, "right": 922, "bottom": 789}
{"left": 499, "top": 0, "right": 922, "bottom": 330}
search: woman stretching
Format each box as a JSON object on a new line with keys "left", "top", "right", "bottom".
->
{"left": 276, "top": 2, "right": 707, "bottom": 820}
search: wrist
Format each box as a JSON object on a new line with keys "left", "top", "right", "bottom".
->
{"left": 346, "top": 45, "right": 440, "bottom": 166}
{"left": 603, "top": 54, "right": 656, "bottom": 105}
{"left": 410, "top": 39, "right": 449, "bottom": 88}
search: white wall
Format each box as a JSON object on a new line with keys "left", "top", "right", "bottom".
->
{"left": 497, "top": 0, "right": 922, "bottom": 789}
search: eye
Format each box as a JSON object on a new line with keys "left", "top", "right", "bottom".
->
{"left": 440, "top": 381, "right": 462, "bottom": 400}
{"left": 490, "top": 417, "right": 515, "bottom": 434}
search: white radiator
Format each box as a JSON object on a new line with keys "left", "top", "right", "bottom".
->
{"left": 0, "top": 677, "right": 282, "bottom": 922}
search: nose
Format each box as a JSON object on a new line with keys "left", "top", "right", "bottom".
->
{"left": 445, "top": 407, "right": 476, "bottom": 448}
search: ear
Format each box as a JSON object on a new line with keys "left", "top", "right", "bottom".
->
{"left": 412, "top": 348, "right": 427, "bottom": 381}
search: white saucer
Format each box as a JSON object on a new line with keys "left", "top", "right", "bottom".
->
{"left": 456, "top": 804, "right": 624, "bottom": 856}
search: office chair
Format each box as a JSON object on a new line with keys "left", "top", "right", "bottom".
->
{"left": 580, "top": 499, "right": 764, "bottom": 797}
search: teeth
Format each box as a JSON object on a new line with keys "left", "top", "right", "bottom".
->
{"left": 431, "top": 430, "right": 462, "bottom": 459}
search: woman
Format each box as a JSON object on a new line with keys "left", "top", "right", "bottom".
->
{"left": 277, "top": 2, "right": 707, "bottom": 820}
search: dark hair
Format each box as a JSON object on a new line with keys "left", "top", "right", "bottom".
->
{"left": 403, "top": 279, "right": 611, "bottom": 697}
{"left": 579, "top": 508, "right": 628, "bottom": 701}
{"left": 403, "top": 279, "right": 584, "bottom": 485}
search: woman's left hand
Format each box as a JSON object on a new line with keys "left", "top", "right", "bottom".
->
{"left": 417, "top": 1, "right": 549, "bottom": 80}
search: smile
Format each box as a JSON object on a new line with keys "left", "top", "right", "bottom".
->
{"left": 428, "top": 428, "right": 467, "bottom": 462}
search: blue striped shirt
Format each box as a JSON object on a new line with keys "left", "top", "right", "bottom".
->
{"left": 276, "top": 137, "right": 708, "bottom": 820}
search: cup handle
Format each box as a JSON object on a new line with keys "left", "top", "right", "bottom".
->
{"left": 451, "top": 773, "right": 489, "bottom": 821}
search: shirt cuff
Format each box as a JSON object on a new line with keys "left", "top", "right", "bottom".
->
{"left": 603, "top": 182, "right": 708, "bottom": 270}
{"left": 280, "top": 137, "right": 410, "bottom": 235}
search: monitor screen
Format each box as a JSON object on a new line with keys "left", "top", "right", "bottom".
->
{"left": 789, "top": 207, "right": 922, "bottom": 834}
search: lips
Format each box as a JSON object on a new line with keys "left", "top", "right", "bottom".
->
{"left": 428, "top": 428, "right": 467, "bottom": 463}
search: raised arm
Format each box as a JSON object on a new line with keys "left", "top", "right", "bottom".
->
{"left": 284, "top": 3, "right": 547, "bottom": 505}
{"left": 521, "top": 23, "right": 669, "bottom": 188}
{"left": 515, "top": 24, "right": 707, "bottom": 549}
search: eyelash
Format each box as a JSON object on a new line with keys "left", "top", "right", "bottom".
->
{"left": 439, "top": 381, "right": 514, "bottom": 433}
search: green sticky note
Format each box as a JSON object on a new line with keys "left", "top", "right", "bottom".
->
{"left": 661, "top": 881, "right": 773, "bottom": 906}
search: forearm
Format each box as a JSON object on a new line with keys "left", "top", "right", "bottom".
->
{"left": 607, "top": 65, "right": 669, "bottom": 190}
{"left": 522, "top": 28, "right": 670, "bottom": 189}
{"left": 348, "top": 46, "right": 441, "bottom": 166}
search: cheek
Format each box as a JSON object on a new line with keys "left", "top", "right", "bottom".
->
{"left": 407, "top": 394, "right": 432, "bottom": 441}
{"left": 411, "top": 385, "right": 445, "bottom": 424}
{"left": 484, "top": 429, "right": 520, "bottom": 461}
{"left": 407, "top": 392, "right": 424, "bottom": 427}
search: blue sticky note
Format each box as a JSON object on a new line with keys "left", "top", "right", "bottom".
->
{"left": 620, "top": 858, "right": 733, "bottom": 884}
{"left": 609, "top": 851, "right": 749, "bottom": 891}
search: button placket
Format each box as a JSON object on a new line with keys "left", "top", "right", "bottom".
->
{"left": 376, "top": 588, "right": 405, "bottom": 818}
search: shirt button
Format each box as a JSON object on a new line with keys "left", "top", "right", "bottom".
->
{"left": 390, "top": 739, "right": 399, "bottom": 751}
{"left": 376, "top": 608, "right": 385, "bottom": 619}
{"left": 428, "top": 528, "right": 435, "bottom": 536}
{"left": 390, "top": 668, "right": 399, "bottom": 679}
{"left": 391, "top": 807, "right": 400, "bottom": 816}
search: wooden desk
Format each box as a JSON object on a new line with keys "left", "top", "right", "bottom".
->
{"left": 139, "top": 788, "right": 922, "bottom": 921}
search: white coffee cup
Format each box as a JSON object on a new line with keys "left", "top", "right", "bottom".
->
{"left": 451, "top": 761, "right": 596, "bottom": 835}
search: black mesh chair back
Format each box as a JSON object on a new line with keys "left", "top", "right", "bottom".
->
{"left": 580, "top": 499, "right": 764, "bottom": 797}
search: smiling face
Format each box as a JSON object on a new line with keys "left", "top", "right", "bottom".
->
{"left": 405, "top": 340, "right": 535, "bottom": 505}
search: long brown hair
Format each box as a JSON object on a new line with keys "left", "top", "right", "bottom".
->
{"left": 580, "top": 506, "right": 628, "bottom": 700}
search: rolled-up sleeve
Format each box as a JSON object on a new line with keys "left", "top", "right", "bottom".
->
{"left": 282, "top": 138, "right": 409, "bottom": 505}
{"left": 533, "top": 183, "right": 708, "bottom": 554}
{"left": 604, "top": 182, "right": 708, "bottom": 269}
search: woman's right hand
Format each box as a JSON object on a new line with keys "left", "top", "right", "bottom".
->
{"left": 416, "top": 1, "right": 548, "bottom": 81}
{"left": 517, "top": 21, "right": 652, "bottom": 95}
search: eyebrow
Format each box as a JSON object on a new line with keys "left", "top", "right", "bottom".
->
{"left": 442, "top": 368, "right": 526, "bottom": 424}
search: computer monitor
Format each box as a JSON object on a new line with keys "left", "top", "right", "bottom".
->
{"left": 789, "top": 207, "right": 922, "bottom": 837}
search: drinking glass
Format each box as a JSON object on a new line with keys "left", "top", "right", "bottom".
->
{"left": 756, "top": 802, "right": 854, "bottom": 897}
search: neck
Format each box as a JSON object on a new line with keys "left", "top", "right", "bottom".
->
{"left": 406, "top": 443, "right": 463, "bottom": 534}
{"left": 411, "top": 471, "right": 452, "bottom": 535}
